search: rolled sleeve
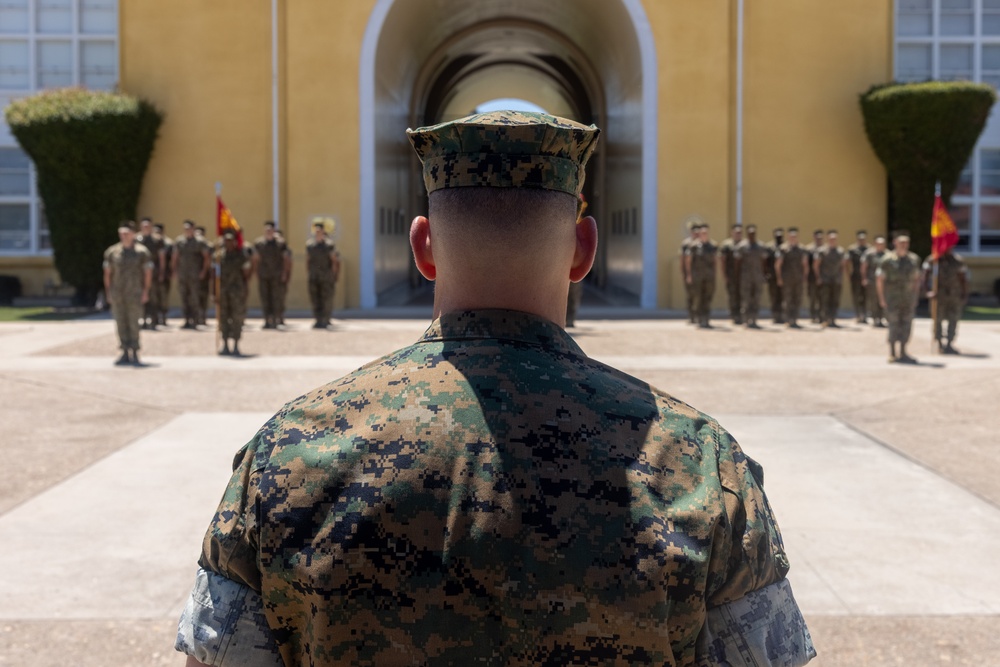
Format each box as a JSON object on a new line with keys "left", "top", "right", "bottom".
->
{"left": 698, "top": 578, "right": 817, "bottom": 666}
{"left": 175, "top": 567, "right": 282, "bottom": 666}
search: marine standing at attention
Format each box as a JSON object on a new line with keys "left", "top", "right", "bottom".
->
{"left": 813, "top": 230, "right": 847, "bottom": 328}
{"left": 176, "top": 110, "right": 814, "bottom": 667}
{"left": 172, "top": 220, "right": 210, "bottom": 329}
{"left": 685, "top": 222, "right": 717, "bottom": 328}
{"left": 103, "top": 221, "right": 152, "bottom": 366}
{"left": 155, "top": 223, "right": 173, "bottom": 327}
{"left": 775, "top": 226, "right": 810, "bottom": 328}
{"left": 679, "top": 219, "right": 699, "bottom": 324}
{"left": 214, "top": 231, "right": 252, "bottom": 356}
{"left": 923, "top": 247, "right": 968, "bottom": 354}
{"left": 735, "top": 224, "right": 767, "bottom": 328}
{"left": 252, "top": 221, "right": 288, "bottom": 330}
{"left": 805, "top": 228, "right": 824, "bottom": 323}
{"left": 862, "top": 235, "right": 888, "bottom": 327}
{"left": 306, "top": 220, "right": 340, "bottom": 329}
{"left": 877, "top": 233, "right": 923, "bottom": 363}
{"left": 718, "top": 223, "right": 743, "bottom": 324}
{"left": 136, "top": 216, "right": 164, "bottom": 330}
{"left": 846, "top": 230, "right": 870, "bottom": 323}
{"left": 765, "top": 227, "right": 785, "bottom": 324}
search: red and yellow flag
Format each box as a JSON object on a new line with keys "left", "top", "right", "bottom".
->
{"left": 931, "top": 193, "right": 959, "bottom": 259}
{"left": 216, "top": 195, "right": 243, "bottom": 248}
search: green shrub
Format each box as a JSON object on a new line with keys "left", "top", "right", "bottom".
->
{"left": 859, "top": 81, "right": 995, "bottom": 260}
{"left": 5, "top": 88, "right": 163, "bottom": 304}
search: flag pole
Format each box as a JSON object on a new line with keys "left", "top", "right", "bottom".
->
{"left": 931, "top": 181, "right": 941, "bottom": 354}
{"left": 214, "top": 182, "right": 222, "bottom": 354}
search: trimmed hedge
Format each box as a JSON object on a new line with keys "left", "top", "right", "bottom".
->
{"left": 5, "top": 88, "right": 163, "bottom": 304}
{"left": 860, "top": 81, "right": 995, "bottom": 260}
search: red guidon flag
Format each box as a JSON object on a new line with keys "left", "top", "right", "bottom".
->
{"left": 931, "top": 193, "right": 959, "bottom": 259}
{"left": 216, "top": 195, "right": 244, "bottom": 248}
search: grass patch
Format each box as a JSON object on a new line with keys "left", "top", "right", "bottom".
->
{"left": 0, "top": 306, "right": 93, "bottom": 322}
{"left": 963, "top": 306, "right": 1000, "bottom": 321}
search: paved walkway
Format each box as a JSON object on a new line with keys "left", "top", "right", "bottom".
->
{"left": 1, "top": 313, "right": 998, "bottom": 665}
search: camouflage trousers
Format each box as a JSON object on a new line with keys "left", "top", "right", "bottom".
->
{"left": 684, "top": 280, "right": 695, "bottom": 323}
{"left": 767, "top": 277, "right": 783, "bottom": 322}
{"left": 199, "top": 276, "right": 210, "bottom": 324}
{"left": 783, "top": 279, "right": 804, "bottom": 325}
{"left": 309, "top": 277, "right": 335, "bottom": 324}
{"left": 178, "top": 275, "right": 201, "bottom": 324}
{"left": 218, "top": 287, "right": 246, "bottom": 341}
{"left": 692, "top": 277, "right": 715, "bottom": 325}
{"left": 885, "top": 298, "right": 916, "bottom": 344}
{"left": 808, "top": 277, "right": 820, "bottom": 321}
{"left": 934, "top": 297, "right": 963, "bottom": 345}
{"left": 818, "top": 282, "right": 841, "bottom": 324}
{"left": 865, "top": 282, "right": 884, "bottom": 321}
{"left": 726, "top": 277, "right": 741, "bottom": 322}
{"left": 158, "top": 278, "right": 171, "bottom": 321}
{"left": 850, "top": 277, "right": 866, "bottom": 320}
{"left": 111, "top": 293, "right": 142, "bottom": 351}
{"left": 143, "top": 279, "right": 160, "bottom": 324}
{"left": 740, "top": 277, "right": 762, "bottom": 324}
{"left": 258, "top": 275, "right": 283, "bottom": 324}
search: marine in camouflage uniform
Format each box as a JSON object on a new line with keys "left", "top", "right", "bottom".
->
{"left": 253, "top": 221, "right": 289, "bottom": 329}
{"left": 214, "top": 232, "right": 252, "bottom": 356}
{"left": 685, "top": 223, "right": 717, "bottom": 328}
{"left": 177, "top": 111, "right": 814, "bottom": 667}
{"left": 923, "top": 248, "right": 968, "bottom": 354}
{"left": 196, "top": 226, "right": 212, "bottom": 325}
{"left": 679, "top": 222, "right": 699, "bottom": 324}
{"left": 765, "top": 228, "right": 785, "bottom": 324}
{"left": 877, "top": 234, "right": 922, "bottom": 362}
{"left": 805, "top": 229, "right": 824, "bottom": 323}
{"left": 735, "top": 224, "right": 767, "bottom": 328}
{"left": 274, "top": 230, "right": 292, "bottom": 326}
{"left": 862, "top": 236, "right": 888, "bottom": 327}
{"left": 102, "top": 222, "right": 152, "bottom": 365}
{"left": 814, "top": 231, "right": 846, "bottom": 327}
{"left": 136, "top": 217, "right": 163, "bottom": 329}
{"left": 155, "top": 223, "right": 173, "bottom": 326}
{"left": 306, "top": 222, "right": 340, "bottom": 329}
{"left": 846, "top": 231, "right": 870, "bottom": 323}
{"left": 172, "top": 220, "right": 210, "bottom": 329}
{"left": 718, "top": 224, "right": 743, "bottom": 324}
{"left": 775, "top": 227, "right": 810, "bottom": 328}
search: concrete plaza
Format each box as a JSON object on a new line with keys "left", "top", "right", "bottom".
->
{"left": 0, "top": 309, "right": 998, "bottom": 666}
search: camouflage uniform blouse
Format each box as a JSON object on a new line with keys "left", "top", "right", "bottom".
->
{"left": 102, "top": 242, "right": 152, "bottom": 300}
{"left": 189, "top": 310, "right": 811, "bottom": 666}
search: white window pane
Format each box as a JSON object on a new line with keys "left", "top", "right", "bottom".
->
{"left": 37, "top": 0, "right": 72, "bottom": 34}
{"left": 0, "top": 146, "right": 30, "bottom": 195}
{"left": 898, "top": 14, "right": 933, "bottom": 36}
{"left": 940, "top": 44, "right": 973, "bottom": 80}
{"left": 0, "top": 0, "right": 28, "bottom": 33}
{"left": 0, "top": 39, "right": 29, "bottom": 87}
{"left": 37, "top": 204, "right": 49, "bottom": 250}
{"left": 984, "top": 14, "right": 1000, "bottom": 35}
{"left": 941, "top": 14, "right": 974, "bottom": 36}
{"left": 896, "top": 44, "right": 932, "bottom": 81}
{"left": 80, "top": 40, "right": 115, "bottom": 89}
{"left": 80, "top": 0, "right": 116, "bottom": 34}
{"left": 0, "top": 203, "right": 30, "bottom": 250}
{"left": 37, "top": 40, "right": 72, "bottom": 87}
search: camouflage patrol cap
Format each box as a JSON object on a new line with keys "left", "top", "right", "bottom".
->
{"left": 406, "top": 110, "right": 600, "bottom": 196}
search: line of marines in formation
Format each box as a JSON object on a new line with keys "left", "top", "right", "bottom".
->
{"left": 102, "top": 217, "right": 341, "bottom": 365}
{"left": 681, "top": 221, "right": 969, "bottom": 362}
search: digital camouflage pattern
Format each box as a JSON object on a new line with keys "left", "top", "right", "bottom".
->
{"left": 103, "top": 242, "right": 152, "bottom": 351}
{"left": 736, "top": 239, "right": 766, "bottom": 324}
{"left": 863, "top": 247, "right": 888, "bottom": 322}
{"left": 878, "top": 251, "right": 922, "bottom": 344}
{"left": 688, "top": 239, "right": 717, "bottom": 327}
{"left": 777, "top": 244, "right": 808, "bottom": 326}
{"left": 198, "top": 310, "right": 792, "bottom": 666}
{"left": 407, "top": 111, "right": 600, "bottom": 196}
{"left": 215, "top": 246, "right": 250, "bottom": 342}
{"left": 924, "top": 252, "right": 967, "bottom": 346}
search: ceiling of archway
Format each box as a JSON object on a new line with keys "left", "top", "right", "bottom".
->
{"left": 374, "top": 0, "right": 643, "bottom": 125}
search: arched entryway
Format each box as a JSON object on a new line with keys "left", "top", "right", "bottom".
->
{"left": 359, "top": 0, "right": 658, "bottom": 310}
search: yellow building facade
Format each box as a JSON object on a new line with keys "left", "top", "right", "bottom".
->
{"left": 3, "top": 0, "right": 999, "bottom": 308}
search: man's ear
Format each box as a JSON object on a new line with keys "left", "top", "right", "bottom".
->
{"left": 570, "top": 215, "right": 598, "bottom": 283}
{"left": 410, "top": 216, "right": 436, "bottom": 281}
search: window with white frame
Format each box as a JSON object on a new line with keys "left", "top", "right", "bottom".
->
{"left": 0, "top": 0, "right": 117, "bottom": 257}
{"left": 896, "top": 0, "right": 1000, "bottom": 253}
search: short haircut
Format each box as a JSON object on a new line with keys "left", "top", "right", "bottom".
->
{"left": 774, "top": 227, "right": 784, "bottom": 234}
{"left": 183, "top": 220, "right": 195, "bottom": 228}
{"left": 874, "top": 235, "right": 886, "bottom": 242}
{"left": 119, "top": 220, "right": 136, "bottom": 232}
{"left": 264, "top": 220, "right": 276, "bottom": 229}
{"left": 813, "top": 228, "right": 824, "bottom": 236}
{"left": 827, "top": 230, "right": 838, "bottom": 236}
{"left": 746, "top": 224, "right": 757, "bottom": 233}
{"left": 196, "top": 226, "right": 206, "bottom": 233}
{"left": 154, "top": 223, "right": 165, "bottom": 231}
{"left": 856, "top": 229, "right": 867, "bottom": 236}
{"left": 788, "top": 226, "right": 799, "bottom": 233}
{"left": 140, "top": 216, "right": 153, "bottom": 224}
{"left": 731, "top": 224, "right": 742, "bottom": 231}
{"left": 429, "top": 187, "right": 577, "bottom": 259}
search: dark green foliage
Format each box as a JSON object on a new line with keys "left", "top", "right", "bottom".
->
{"left": 860, "top": 81, "right": 995, "bottom": 259}
{"left": 4, "top": 88, "right": 163, "bottom": 304}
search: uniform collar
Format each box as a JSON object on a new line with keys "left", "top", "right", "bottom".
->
{"left": 419, "top": 309, "right": 585, "bottom": 357}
